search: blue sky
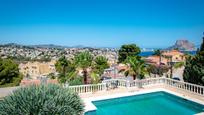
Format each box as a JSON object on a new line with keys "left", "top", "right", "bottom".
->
{"left": 0, "top": 0, "right": 203, "bottom": 48}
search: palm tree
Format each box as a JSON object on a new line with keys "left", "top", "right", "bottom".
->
{"left": 93, "top": 56, "right": 109, "bottom": 76}
{"left": 74, "top": 51, "right": 93, "bottom": 84}
{"left": 90, "top": 72, "right": 100, "bottom": 84}
{"left": 122, "top": 56, "right": 147, "bottom": 80}
{"left": 55, "top": 56, "right": 70, "bottom": 77}
{"left": 153, "top": 49, "right": 162, "bottom": 65}
{"left": 55, "top": 56, "right": 76, "bottom": 83}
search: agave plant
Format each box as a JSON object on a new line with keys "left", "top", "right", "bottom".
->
{"left": 0, "top": 84, "right": 84, "bottom": 115}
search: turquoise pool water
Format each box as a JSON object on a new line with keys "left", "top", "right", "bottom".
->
{"left": 85, "top": 91, "right": 204, "bottom": 115}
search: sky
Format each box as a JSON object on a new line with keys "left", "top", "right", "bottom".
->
{"left": 0, "top": 0, "right": 203, "bottom": 48}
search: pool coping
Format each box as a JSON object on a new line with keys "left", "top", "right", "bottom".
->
{"left": 82, "top": 88, "right": 204, "bottom": 113}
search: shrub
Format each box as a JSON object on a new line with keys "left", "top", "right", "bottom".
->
{"left": 147, "top": 65, "right": 169, "bottom": 77}
{"left": 0, "top": 84, "right": 84, "bottom": 115}
{"left": 0, "top": 58, "right": 23, "bottom": 87}
{"left": 183, "top": 52, "right": 204, "bottom": 86}
{"left": 69, "top": 77, "right": 83, "bottom": 86}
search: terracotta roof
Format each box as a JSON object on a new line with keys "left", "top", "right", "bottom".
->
{"left": 20, "top": 79, "right": 58, "bottom": 86}
{"left": 162, "top": 50, "right": 184, "bottom": 56}
{"left": 20, "top": 79, "right": 41, "bottom": 86}
{"left": 145, "top": 56, "right": 168, "bottom": 65}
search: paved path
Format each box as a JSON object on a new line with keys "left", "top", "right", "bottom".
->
{"left": 0, "top": 87, "right": 19, "bottom": 99}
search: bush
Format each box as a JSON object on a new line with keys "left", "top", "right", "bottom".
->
{"left": 69, "top": 77, "right": 84, "bottom": 86}
{"left": 0, "top": 84, "right": 84, "bottom": 115}
{"left": 147, "top": 65, "right": 169, "bottom": 77}
{"left": 183, "top": 52, "right": 204, "bottom": 86}
{"left": 0, "top": 58, "right": 23, "bottom": 87}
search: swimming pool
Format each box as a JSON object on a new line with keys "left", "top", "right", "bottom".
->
{"left": 85, "top": 91, "right": 204, "bottom": 115}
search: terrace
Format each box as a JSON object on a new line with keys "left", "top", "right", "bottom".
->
{"left": 67, "top": 78, "right": 204, "bottom": 114}
{"left": 1, "top": 77, "right": 204, "bottom": 114}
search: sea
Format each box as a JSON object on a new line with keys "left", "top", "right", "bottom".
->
{"left": 139, "top": 51, "right": 197, "bottom": 57}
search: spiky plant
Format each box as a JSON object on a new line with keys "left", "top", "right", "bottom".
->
{"left": 0, "top": 84, "right": 84, "bottom": 115}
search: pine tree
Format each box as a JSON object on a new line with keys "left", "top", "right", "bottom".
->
{"left": 183, "top": 52, "right": 204, "bottom": 86}
{"left": 118, "top": 44, "right": 141, "bottom": 63}
{"left": 183, "top": 33, "right": 204, "bottom": 86}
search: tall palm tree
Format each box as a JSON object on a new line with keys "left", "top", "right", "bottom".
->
{"left": 55, "top": 56, "right": 70, "bottom": 77}
{"left": 55, "top": 56, "right": 77, "bottom": 83}
{"left": 93, "top": 56, "right": 109, "bottom": 76}
{"left": 74, "top": 51, "right": 93, "bottom": 84}
{"left": 122, "top": 56, "right": 147, "bottom": 80}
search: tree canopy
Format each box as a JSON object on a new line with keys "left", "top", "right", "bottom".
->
{"left": 122, "top": 56, "right": 147, "bottom": 80}
{"left": 118, "top": 44, "right": 141, "bottom": 63}
{"left": 55, "top": 56, "right": 76, "bottom": 83}
{"left": 55, "top": 52, "right": 109, "bottom": 85}
{"left": 74, "top": 51, "right": 93, "bottom": 84}
{"left": 93, "top": 56, "right": 109, "bottom": 76}
{"left": 153, "top": 49, "right": 162, "bottom": 56}
{"left": 147, "top": 65, "right": 169, "bottom": 77}
{"left": 183, "top": 52, "right": 204, "bottom": 86}
{"left": 0, "top": 58, "right": 23, "bottom": 87}
{"left": 55, "top": 56, "right": 70, "bottom": 75}
{"left": 183, "top": 35, "right": 204, "bottom": 86}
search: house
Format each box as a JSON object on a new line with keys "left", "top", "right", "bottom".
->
{"left": 103, "top": 64, "right": 127, "bottom": 78}
{"left": 145, "top": 56, "right": 168, "bottom": 65}
{"left": 145, "top": 50, "right": 185, "bottom": 66}
{"left": 161, "top": 50, "right": 185, "bottom": 65}
{"left": 19, "top": 60, "right": 56, "bottom": 79}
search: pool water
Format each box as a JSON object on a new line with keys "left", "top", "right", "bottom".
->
{"left": 85, "top": 91, "right": 204, "bottom": 115}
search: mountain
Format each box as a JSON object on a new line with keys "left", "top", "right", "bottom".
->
{"left": 0, "top": 43, "right": 34, "bottom": 49}
{"left": 0, "top": 43, "right": 93, "bottom": 49}
{"left": 31, "top": 44, "right": 68, "bottom": 49}
{"left": 167, "top": 40, "right": 196, "bottom": 51}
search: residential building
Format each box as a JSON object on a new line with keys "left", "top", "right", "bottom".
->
{"left": 19, "top": 60, "right": 56, "bottom": 79}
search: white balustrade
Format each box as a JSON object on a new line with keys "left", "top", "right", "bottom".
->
{"left": 65, "top": 77, "right": 204, "bottom": 96}
{"left": 102, "top": 79, "right": 127, "bottom": 88}
{"left": 68, "top": 83, "right": 106, "bottom": 93}
{"left": 164, "top": 78, "right": 204, "bottom": 96}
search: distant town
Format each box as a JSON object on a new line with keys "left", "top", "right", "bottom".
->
{"left": 0, "top": 39, "right": 197, "bottom": 85}
{"left": 0, "top": 0, "right": 204, "bottom": 114}
{"left": 0, "top": 39, "right": 197, "bottom": 61}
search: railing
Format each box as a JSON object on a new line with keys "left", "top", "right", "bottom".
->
{"left": 68, "top": 83, "right": 106, "bottom": 93}
{"left": 67, "top": 77, "right": 204, "bottom": 97}
{"left": 165, "top": 78, "right": 204, "bottom": 96}
{"left": 1, "top": 78, "right": 204, "bottom": 97}
{"left": 102, "top": 79, "right": 127, "bottom": 88}
{"left": 129, "top": 77, "right": 165, "bottom": 87}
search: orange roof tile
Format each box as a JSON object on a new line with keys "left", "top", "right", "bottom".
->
{"left": 162, "top": 50, "right": 184, "bottom": 56}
